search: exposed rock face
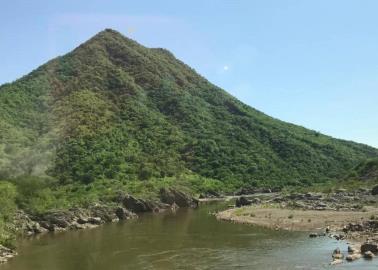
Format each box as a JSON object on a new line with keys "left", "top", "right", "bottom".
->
{"left": 122, "top": 195, "right": 153, "bottom": 213}
{"left": 159, "top": 188, "right": 198, "bottom": 208}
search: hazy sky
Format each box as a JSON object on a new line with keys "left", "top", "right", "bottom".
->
{"left": 1, "top": 0, "right": 377, "bottom": 147}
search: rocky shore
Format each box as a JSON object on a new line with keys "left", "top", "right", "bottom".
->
{"left": 0, "top": 188, "right": 198, "bottom": 264}
{"left": 217, "top": 186, "right": 378, "bottom": 265}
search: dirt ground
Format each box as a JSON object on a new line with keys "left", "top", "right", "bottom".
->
{"left": 216, "top": 205, "right": 378, "bottom": 233}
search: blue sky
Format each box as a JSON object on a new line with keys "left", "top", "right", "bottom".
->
{"left": 1, "top": 0, "right": 377, "bottom": 147}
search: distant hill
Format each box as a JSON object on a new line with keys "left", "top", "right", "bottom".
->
{"left": 1, "top": 29, "right": 377, "bottom": 189}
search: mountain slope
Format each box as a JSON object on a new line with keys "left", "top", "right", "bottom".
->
{"left": 1, "top": 29, "right": 377, "bottom": 189}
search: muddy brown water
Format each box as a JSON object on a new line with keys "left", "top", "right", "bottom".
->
{"left": 1, "top": 202, "right": 377, "bottom": 270}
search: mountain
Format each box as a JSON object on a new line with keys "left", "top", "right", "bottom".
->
{"left": 1, "top": 29, "right": 377, "bottom": 190}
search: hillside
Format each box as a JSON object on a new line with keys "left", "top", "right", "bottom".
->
{"left": 348, "top": 159, "right": 378, "bottom": 181}
{"left": 1, "top": 29, "right": 377, "bottom": 191}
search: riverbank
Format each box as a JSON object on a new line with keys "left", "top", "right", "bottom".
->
{"left": 0, "top": 187, "right": 199, "bottom": 264}
{"left": 216, "top": 188, "right": 378, "bottom": 265}
{"left": 217, "top": 206, "right": 378, "bottom": 232}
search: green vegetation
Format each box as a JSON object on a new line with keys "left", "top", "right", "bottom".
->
{"left": 347, "top": 158, "right": 378, "bottom": 181}
{"left": 0, "top": 29, "right": 377, "bottom": 246}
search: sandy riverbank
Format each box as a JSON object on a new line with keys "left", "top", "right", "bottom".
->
{"left": 217, "top": 206, "right": 378, "bottom": 236}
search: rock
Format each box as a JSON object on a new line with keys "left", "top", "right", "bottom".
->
{"left": 372, "top": 185, "right": 378, "bottom": 195}
{"left": 348, "top": 245, "right": 359, "bottom": 254}
{"left": 361, "top": 241, "right": 378, "bottom": 253}
{"left": 32, "top": 222, "right": 48, "bottom": 234}
{"left": 346, "top": 253, "right": 361, "bottom": 261}
{"left": 235, "top": 196, "right": 252, "bottom": 207}
{"left": 309, "top": 233, "right": 318, "bottom": 238}
{"left": 332, "top": 234, "right": 345, "bottom": 241}
{"left": 87, "top": 217, "right": 102, "bottom": 225}
{"left": 39, "top": 210, "right": 75, "bottom": 229}
{"left": 77, "top": 217, "right": 89, "bottom": 224}
{"left": 332, "top": 247, "right": 344, "bottom": 259}
{"left": 88, "top": 205, "right": 119, "bottom": 222}
{"left": 159, "top": 188, "right": 198, "bottom": 208}
{"left": 326, "top": 226, "right": 330, "bottom": 233}
{"left": 330, "top": 259, "right": 343, "bottom": 265}
{"left": 364, "top": 251, "right": 375, "bottom": 259}
{"left": 115, "top": 207, "right": 136, "bottom": 220}
{"left": 123, "top": 195, "right": 152, "bottom": 212}
{"left": 0, "top": 245, "right": 16, "bottom": 264}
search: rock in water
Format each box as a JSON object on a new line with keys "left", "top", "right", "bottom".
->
{"left": 332, "top": 247, "right": 343, "bottom": 260}
{"left": 346, "top": 253, "right": 361, "bottom": 261}
{"left": 115, "top": 207, "right": 136, "bottom": 220}
{"left": 364, "top": 251, "right": 375, "bottom": 259}
{"left": 361, "top": 241, "right": 378, "bottom": 253}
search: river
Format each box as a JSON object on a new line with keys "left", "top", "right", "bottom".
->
{"left": 1, "top": 202, "right": 377, "bottom": 270}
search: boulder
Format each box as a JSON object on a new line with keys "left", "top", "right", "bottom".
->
{"left": 332, "top": 247, "right": 343, "bottom": 260}
{"left": 115, "top": 207, "right": 137, "bottom": 220}
{"left": 159, "top": 188, "right": 198, "bottom": 208}
{"left": 39, "top": 210, "right": 75, "bottom": 230}
{"left": 309, "top": 233, "right": 318, "bottom": 238}
{"left": 364, "top": 251, "right": 375, "bottom": 259}
{"left": 348, "top": 245, "right": 359, "bottom": 254}
{"left": 87, "top": 217, "right": 102, "bottom": 225}
{"left": 88, "top": 205, "right": 119, "bottom": 222}
{"left": 123, "top": 195, "right": 151, "bottom": 212}
{"left": 346, "top": 253, "right": 361, "bottom": 261}
{"left": 361, "top": 241, "right": 378, "bottom": 253}
{"left": 235, "top": 196, "right": 252, "bottom": 207}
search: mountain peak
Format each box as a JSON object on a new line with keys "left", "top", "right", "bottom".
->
{"left": 1, "top": 31, "right": 377, "bottom": 186}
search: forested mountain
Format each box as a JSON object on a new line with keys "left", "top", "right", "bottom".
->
{"left": 1, "top": 29, "right": 377, "bottom": 191}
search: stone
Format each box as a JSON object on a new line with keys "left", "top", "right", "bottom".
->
{"left": 309, "top": 233, "right": 318, "bottom": 238}
{"left": 88, "top": 217, "right": 102, "bottom": 225}
{"left": 235, "top": 196, "right": 252, "bottom": 207}
{"left": 364, "top": 251, "right": 375, "bottom": 259}
{"left": 330, "top": 259, "right": 343, "bottom": 265}
{"left": 346, "top": 253, "right": 361, "bottom": 261}
{"left": 115, "top": 207, "right": 136, "bottom": 220}
{"left": 159, "top": 188, "right": 198, "bottom": 208}
{"left": 348, "top": 245, "right": 359, "bottom": 254}
{"left": 123, "top": 195, "right": 151, "bottom": 212}
{"left": 332, "top": 247, "right": 343, "bottom": 259}
{"left": 361, "top": 241, "right": 378, "bottom": 253}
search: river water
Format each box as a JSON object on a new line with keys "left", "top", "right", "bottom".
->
{"left": 1, "top": 202, "right": 377, "bottom": 270}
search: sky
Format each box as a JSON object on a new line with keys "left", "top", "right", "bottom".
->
{"left": 1, "top": 0, "right": 377, "bottom": 148}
